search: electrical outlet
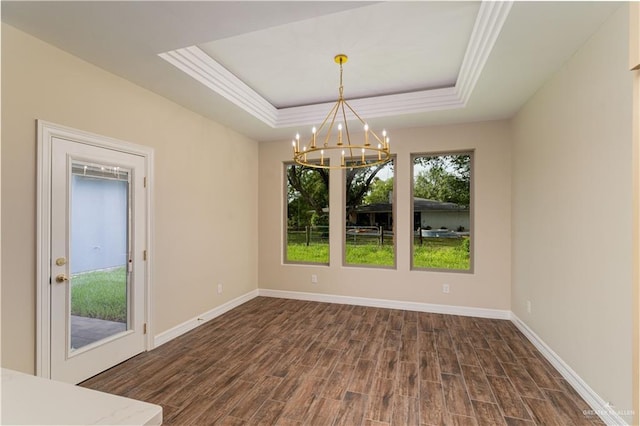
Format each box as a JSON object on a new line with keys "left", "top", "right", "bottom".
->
{"left": 442, "top": 283, "right": 450, "bottom": 294}
{"left": 526, "top": 300, "right": 532, "bottom": 314}
{"left": 217, "top": 283, "right": 223, "bottom": 294}
{"left": 311, "top": 274, "right": 318, "bottom": 284}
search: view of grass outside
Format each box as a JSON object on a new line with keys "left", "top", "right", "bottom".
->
{"left": 412, "top": 152, "right": 472, "bottom": 271}
{"left": 345, "top": 160, "right": 395, "bottom": 267}
{"left": 71, "top": 266, "right": 127, "bottom": 323}
{"left": 285, "top": 235, "right": 469, "bottom": 268}
{"left": 286, "top": 163, "right": 330, "bottom": 264}
{"left": 413, "top": 236, "right": 470, "bottom": 270}
{"left": 345, "top": 240, "right": 394, "bottom": 266}
{"left": 286, "top": 227, "right": 329, "bottom": 263}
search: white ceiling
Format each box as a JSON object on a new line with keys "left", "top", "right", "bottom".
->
{"left": 1, "top": 1, "right": 622, "bottom": 142}
{"left": 198, "top": 2, "right": 480, "bottom": 107}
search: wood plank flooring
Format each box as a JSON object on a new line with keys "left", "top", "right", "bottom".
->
{"left": 80, "top": 297, "right": 605, "bottom": 425}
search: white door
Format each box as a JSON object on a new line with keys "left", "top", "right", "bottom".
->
{"left": 48, "top": 136, "right": 147, "bottom": 384}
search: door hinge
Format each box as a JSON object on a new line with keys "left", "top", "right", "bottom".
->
{"left": 143, "top": 177, "right": 147, "bottom": 188}
{"left": 143, "top": 250, "right": 147, "bottom": 261}
{"left": 143, "top": 323, "right": 147, "bottom": 334}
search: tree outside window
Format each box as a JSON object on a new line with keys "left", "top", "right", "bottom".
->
{"left": 285, "top": 164, "right": 329, "bottom": 264}
{"left": 345, "top": 160, "right": 395, "bottom": 267}
{"left": 412, "top": 152, "right": 472, "bottom": 271}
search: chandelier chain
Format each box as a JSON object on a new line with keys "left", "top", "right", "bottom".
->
{"left": 339, "top": 61, "right": 344, "bottom": 100}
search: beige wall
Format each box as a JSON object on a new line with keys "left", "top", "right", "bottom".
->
{"left": 259, "top": 121, "right": 511, "bottom": 310}
{"left": 633, "top": 63, "right": 640, "bottom": 426}
{"left": 1, "top": 24, "right": 259, "bottom": 374}
{"left": 633, "top": 15, "right": 640, "bottom": 424}
{"left": 631, "top": 3, "right": 640, "bottom": 423}
{"left": 512, "top": 5, "right": 633, "bottom": 421}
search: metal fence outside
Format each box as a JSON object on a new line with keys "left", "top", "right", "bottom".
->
{"left": 287, "top": 226, "right": 329, "bottom": 246}
{"left": 345, "top": 226, "right": 393, "bottom": 246}
{"left": 287, "top": 225, "right": 395, "bottom": 246}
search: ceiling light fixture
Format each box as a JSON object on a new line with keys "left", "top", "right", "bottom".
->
{"left": 292, "top": 54, "right": 391, "bottom": 169}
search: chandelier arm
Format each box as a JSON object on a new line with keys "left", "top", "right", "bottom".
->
{"left": 324, "top": 100, "right": 341, "bottom": 148}
{"left": 343, "top": 101, "right": 388, "bottom": 155}
{"left": 343, "top": 99, "right": 386, "bottom": 147}
{"left": 340, "top": 99, "right": 354, "bottom": 159}
{"left": 317, "top": 100, "right": 340, "bottom": 133}
{"left": 342, "top": 100, "right": 367, "bottom": 125}
{"left": 317, "top": 100, "right": 341, "bottom": 148}
{"left": 369, "top": 132, "right": 385, "bottom": 145}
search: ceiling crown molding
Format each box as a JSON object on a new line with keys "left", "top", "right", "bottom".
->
{"left": 159, "top": 47, "right": 278, "bottom": 126}
{"left": 456, "top": 1, "right": 513, "bottom": 104}
{"left": 160, "top": 1, "right": 513, "bottom": 129}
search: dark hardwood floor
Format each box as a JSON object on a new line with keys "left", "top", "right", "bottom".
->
{"left": 80, "top": 297, "right": 605, "bottom": 425}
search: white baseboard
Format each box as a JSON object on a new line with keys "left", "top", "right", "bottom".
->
{"left": 153, "top": 289, "right": 259, "bottom": 348}
{"left": 153, "top": 288, "right": 510, "bottom": 349}
{"left": 257, "top": 288, "right": 511, "bottom": 320}
{"left": 511, "top": 314, "right": 628, "bottom": 426}
{"left": 151, "top": 287, "right": 625, "bottom": 426}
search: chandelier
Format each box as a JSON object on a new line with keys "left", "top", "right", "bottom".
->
{"left": 292, "top": 54, "right": 391, "bottom": 169}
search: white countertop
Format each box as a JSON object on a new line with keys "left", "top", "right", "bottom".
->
{"left": 1, "top": 368, "right": 162, "bottom": 425}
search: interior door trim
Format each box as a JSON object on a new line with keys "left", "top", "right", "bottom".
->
{"left": 36, "top": 120, "right": 154, "bottom": 378}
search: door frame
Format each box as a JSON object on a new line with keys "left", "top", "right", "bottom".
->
{"left": 36, "top": 120, "right": 154, "bottom": 379}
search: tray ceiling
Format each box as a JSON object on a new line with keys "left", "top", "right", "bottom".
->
{"left": 1, "top": 1, "right": 622, "bottom": 142}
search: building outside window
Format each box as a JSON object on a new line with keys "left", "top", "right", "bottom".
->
{"left": 345, "top": 159, "right": 395, "bottom": 268}
{"left": 412, "top": 152, "right": 472, "bottom": 271}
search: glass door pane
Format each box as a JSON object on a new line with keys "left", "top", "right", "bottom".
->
{"left": 70, "top": 162, "right": 130, "bottom": 351}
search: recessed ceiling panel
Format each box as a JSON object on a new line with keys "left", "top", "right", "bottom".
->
{"left": 198, "top": 2, "right": 480, "bottom": 108}
{"left": 2, "top": 1, "right": 621, "bottom": 141}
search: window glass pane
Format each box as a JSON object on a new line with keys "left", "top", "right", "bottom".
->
{"left": 412, "top": 153, "right": 472, "bottom": 271}
{"left": 70, "top": 162, "right": 129, "bottom": 350}
{"left": 285, "top": 164, "right": 329, "bottom": 264}
{"left": 345, "top": 160, "right": 395, "bottom": 267}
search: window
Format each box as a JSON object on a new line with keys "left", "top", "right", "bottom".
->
{"left": 412, "top": 152, "right": 472, "bottom": 271}
{"left": 285, "top": 163, "right": 329, "bottom": 264}
{"left": 345, "top": 159, "right": 395, "bottom": 267}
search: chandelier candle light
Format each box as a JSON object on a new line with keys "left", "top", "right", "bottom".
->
{"left": 292, "top": 54, "right": 391, "bottom": 169}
